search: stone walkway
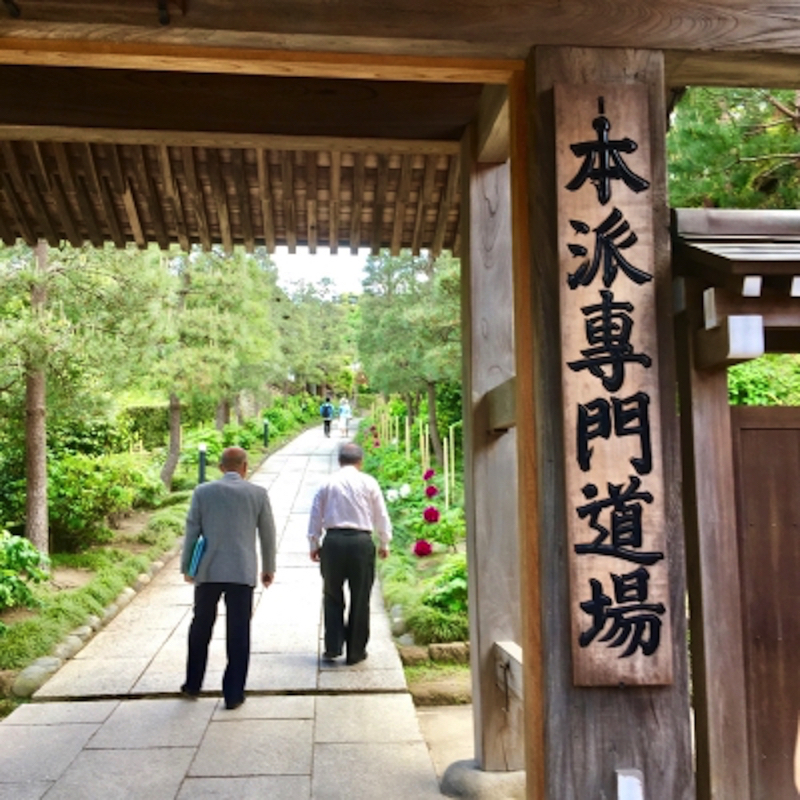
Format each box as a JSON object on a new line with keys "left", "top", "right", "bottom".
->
{"left": 0, "top": 425, "right": 444, "bottom": 799}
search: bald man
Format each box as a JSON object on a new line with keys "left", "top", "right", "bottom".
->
{"left": 180, "top": 446, "right": 276, "bottom": 709}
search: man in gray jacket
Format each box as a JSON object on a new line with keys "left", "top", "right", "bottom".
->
{"left": 180, "top": 446, "right": 276, "bottom": 709}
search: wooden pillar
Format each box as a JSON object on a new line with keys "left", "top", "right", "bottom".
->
{"left": 514, "top": 47, "right": 693, "bottom": 797}
{"left": 461, "top": 125, "right": 524, "bottom": 771}
{"left": 675, "top": 278, "right": 750, "bottom": 799}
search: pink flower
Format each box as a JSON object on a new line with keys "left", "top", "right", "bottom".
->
{"left": 425, "top": 485, "right": 439, "bottom": 498}
{"left": 423, "top": 468, "right": 435, "bottom": 481}
{"left": 423, "top": 506, "right": 440, "bottom": 523}
{"left": 413, "top": 539, "right": 433, "bottom": 557}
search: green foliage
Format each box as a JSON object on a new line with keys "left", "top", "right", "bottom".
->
{"left": 0, "top": 531, "right": 49, "bottom": 614}
{"left": 120, "top": 405, "right": 169, "bottom": 450}
{"left": 669, "top": 88, "right": 800, "bottom": 210}
{"left": 404, "top": 604, "right": 470, "bottom": 645}
{"left": 728, "top": 354, "right": 800, "bottom": 405}
{"left": 47, "top": 417, "right": 135, "bottom": 458}
{"left": 422, "top": 552, "right": 468, "bottom": 614}
{"left": 48, "top": 454, "right": 164, "bottom": 552}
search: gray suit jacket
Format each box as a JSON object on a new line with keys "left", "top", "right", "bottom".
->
{"left": 181, "top": 472, "right": 276, "bottom": 586}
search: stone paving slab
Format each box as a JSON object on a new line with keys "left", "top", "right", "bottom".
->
{"left": 34, "top": 657, "right": 151, "bottom": 698}
{"left": 315, "top": 694, "right": 423, "bottom": 742}
{"left": 87, "top": 698, "right": 216, "bottom": 749}
{"left": 44, "top": 747, "right": 195, "bottom": 800}
{"left": 0, "top": 782, "right": 52, "bottom": 800}
{"left": 176, "top": 776, "right": 311, "bottom": 800}
{"left": 189, "top": 718, "right": 314, "bottom": 777}
{"left": 312, "top": 742, "right": 441, "bottom": 800}
{"left": 2, "top": 699, "right": 119, "bottom": 725}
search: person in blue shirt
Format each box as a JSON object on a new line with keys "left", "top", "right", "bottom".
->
{"left": 319, "top": 397, "right": 334, "bottom": 437}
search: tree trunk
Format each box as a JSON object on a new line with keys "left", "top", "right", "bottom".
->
{"left": 160, "top": 392, "right": 182, "bottom": 489}
{"left": 25, "top": 242, "right": 49, "bottom": 554}
{"left": 215, "top": 398, "right": 231, "bottom": 430}
{"left": 426, "top": 381, "right": 444, "bottom": 465}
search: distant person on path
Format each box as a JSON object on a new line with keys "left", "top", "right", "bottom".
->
{"left": 308, "top": 443, "right": 392, "bottom": 665}
{"left": 320, "top": 396, "right": 334, "bottom": 437}
{"left": 180, "top": 446, "right": 276, "bottom": 710}
{"left": 338, "top": 397, "right": 352, "bottom": 437}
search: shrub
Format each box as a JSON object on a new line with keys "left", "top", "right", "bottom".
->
{"left": 422, "top": 553, "right": 468, "bottom": 614}
{"left": 48, "top": 453, "right": 160, "bottom": 552}
{"left": 405, "top": 604, "right": 469, "bottom": 645}
{"left": 0, "top": 530, "right": 49, "bottom": 615}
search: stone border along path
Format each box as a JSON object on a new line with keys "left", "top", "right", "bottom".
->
{"left": 0, "top": 424, "right": 445, "bottom": 799}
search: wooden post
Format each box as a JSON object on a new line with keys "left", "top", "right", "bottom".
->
{"left": 517, "top": 47, "right": 693, "bottom": 796}
{"left": 405, "top": 416, "right": 411, "bottom": 460}
{"left": 675, "top": 277, "right": 750, "bottom": 799}
{"left": 461, "top": 124, "right": 523, "bottom": 771}
{"left": 443, "top": 437, "right": 450, "bottom": 510}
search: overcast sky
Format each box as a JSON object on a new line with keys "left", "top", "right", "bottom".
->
{"left": 272, "top": 246, "right": 368, "bottom": 295}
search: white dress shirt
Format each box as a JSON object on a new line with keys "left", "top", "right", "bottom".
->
{"left": 307, "top": 465, "right": 393, "bottom": 552}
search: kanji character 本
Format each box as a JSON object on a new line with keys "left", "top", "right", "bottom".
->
{"left": 565, "top": 97, "right": 650, "bottom": 205}
{"left": 574, "top": 476, "right": 663, "bottom": 565}
{"left": 579, "top": 567, "right": 666, "bottom": 657}
{"left": 567, "top": 290, "right": 652, "bottom": 392}
{"left": 567, "top": 208, "right": 653, "bottom": 290}
{"left": 576, "top": 391, "right": 653, "bottom": 474}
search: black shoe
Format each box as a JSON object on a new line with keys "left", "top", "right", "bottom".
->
{"left": 225, "top": 697, "right": 245, "bottom": 710}
{"left": 180, "top": 685, "right": 200, "bottom": 699}
{"left": 346, "top": 652, "right": 368, "bottom": 666}
{"left": 322, "top": 651, "right": 342, "bottom": 662}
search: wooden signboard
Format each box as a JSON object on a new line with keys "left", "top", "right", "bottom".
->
{"left": 555, "top": 83, "right": 673, "bottom": 686}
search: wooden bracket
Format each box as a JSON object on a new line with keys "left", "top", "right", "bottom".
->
{"left": 694, "top": 314, "right": 764, "bottom": 369}
{"left": 485, "top": 375, "right": 516, "bottom": 432}
{"left": 493, "top": 640, "right": 523, "bottom": 704}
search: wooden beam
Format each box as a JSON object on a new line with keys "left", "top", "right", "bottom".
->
{"left": 231, "top": 148, "right": 254, "bottom": 253}
{"left": 390, "top": 153, "right": 412, "bottom": 256}
{"left": 0, "top": 172, "right": 34, "bottom": 244}
{"left": 477, "top": 84, "right": 510, "bottom": 164}
{"left": 132, "top": 144, "right": 169, "bottom": 250}
{"left": 121, "top": 177, "right": 147, "bottom": 249}
{"left": 329, "top": 149, "right": 341, "bottom": 254}
{"left": 0, "top": 38, "right": 522, "bottom": 84}
{"left": 207, "top": 148, "right": 233, "bottom": 253}
{"left": 411, "top": 154, "right": 436, "bottom": 255}
{"left": 54, "top": 141, "right": 102, "bottom": 247}
{"left": 182, "top": 146, "right": 212, "bottom": 251}
{"left": 80, "top": 143, "right": 125, "bottom": 248}
{"left": 431, "top": 154, "right": 459, "bottom": 257}
{"left": 694, "top": 315, "right": 765, "bottom": 369}
{"left": 306, "top": 151, "right": 318, "bottom": 254}
{"left": 158, "top": 144, "right": 191, "bottom": 252}
{"left": 0, "top": 191, "right": 15, "bottom": 245}
{"left": 0, "top": 125, "right": 462, "bottom": 156}
{"left": 702, "top": 286, "right": 800, "bottom": 330}
{"left": 350, "top": 152, "right": 364, "bottom": 255}
{"left": 25, "top": 175, "right": 58, "bottom": 247}
{"left": 49, "top": 172, "right": 82, "bottom": 247}
{"left": 493, "top": 640, "right": 523, "bottom": 700}
{"left": 371, "top": 153, "right": 389, "bottom": 255}
{"left": 281, "top": 150, "right": 297, "bottom": 254}
{"left": 256, "top": 148, "right": 275, "bottom": 253}
{"left": 675, "top": 279, "right": 750, "bottom": 799}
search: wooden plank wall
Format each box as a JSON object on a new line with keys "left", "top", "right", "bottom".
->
{"left": 460, "top": 126, "right": 523, "bottom": 771}
{"left": 521, "top": 46, "right": 693, "bottom": 797}
{"left": 731, "top": 406, "right": 800, "bottom": 800}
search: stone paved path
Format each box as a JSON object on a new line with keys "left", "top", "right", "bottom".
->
{"left": 0, "top": 424, "right": 442, "bottom": 799}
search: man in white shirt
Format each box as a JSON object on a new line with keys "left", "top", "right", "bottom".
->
{"left": 308, "top": 443, "right": 392, "bottom": 665}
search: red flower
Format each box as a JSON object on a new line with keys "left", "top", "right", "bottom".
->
{"left": 413, "top": 539, "right": 433, "bottom": 557}
{"left": 423, "top": 506, "right": 440, "bottom": 523}
{"left": 373, "top": 439, "right": 380, "bottom": 448}
{"left": 425, "top": 485, "right": 439, "bottom": 498}
{"left": 423, "top": 468, "right": 435, "bottom": 481}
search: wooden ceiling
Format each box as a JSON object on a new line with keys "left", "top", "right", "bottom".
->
{"left": 0, "top": 66, "right": 479, "bottom": 253}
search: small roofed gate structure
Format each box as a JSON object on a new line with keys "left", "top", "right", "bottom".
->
{"left": 674, "top": 209, "right": 800, "bottom": 800}
{"left": 4, "top": 2, "right": 800, "bottom": 798}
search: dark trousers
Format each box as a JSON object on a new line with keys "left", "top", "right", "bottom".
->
{"left": 184, "top": 582, "right": 253, "bottom": 705}
{"left": 320, "top": 530, "right": 375, "bottom": 661}
{"left": 323, "top": 418, "right": 331, "bottom": 436}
